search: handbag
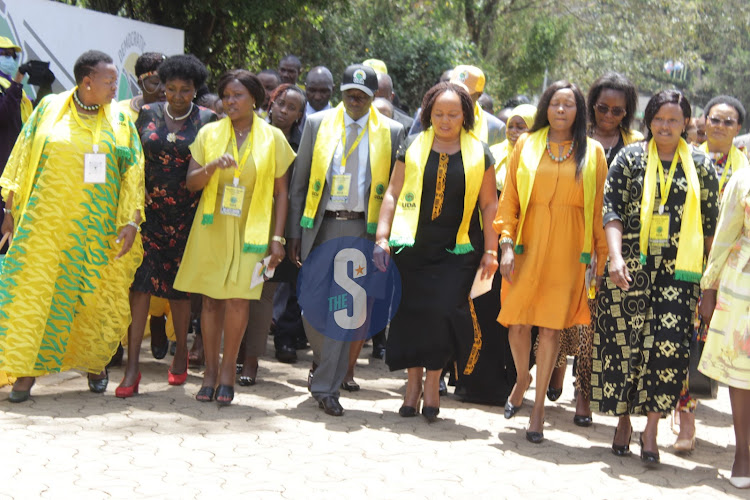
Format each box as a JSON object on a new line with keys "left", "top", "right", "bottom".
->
{"left": 687, "top": 321, "right": 719, "bottom": 399}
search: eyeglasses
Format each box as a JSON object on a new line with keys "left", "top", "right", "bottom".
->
{"left": 595, "top": 103, "right": 626, "bottom": 117}
{"left": 708, "top": 116, "right": 738, "bottom": 127}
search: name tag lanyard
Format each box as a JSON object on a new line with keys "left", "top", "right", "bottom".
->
{"left": 656, "top": 153, "right": 679, "bottom": 214}
{"left": 340, "top": 122, "right": 367, "bottom": 167}
{"left": 718, "top": 154, "right": 734, "bottom": 192}
{"left": 70, "top": 99, "right": 104, "bottom": 154}
{"left": 230, "top": 125, "right": 253, "bottom": 186}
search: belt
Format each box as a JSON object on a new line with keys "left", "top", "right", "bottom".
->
{"left": 324, "top": 210, "right": 365, "bottom": 220}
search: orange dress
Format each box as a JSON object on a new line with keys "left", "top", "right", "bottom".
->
{"left": 494, "top": 134, "right": 608, "bottom": 329}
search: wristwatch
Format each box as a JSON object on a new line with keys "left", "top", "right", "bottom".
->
{"left": 272, "top": 235, "right": 286, "bottom": 245}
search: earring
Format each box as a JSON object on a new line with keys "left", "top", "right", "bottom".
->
{"left": 86, "top": 86, "right": 91, "bottom": 91}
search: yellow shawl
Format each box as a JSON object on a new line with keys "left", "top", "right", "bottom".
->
{"left": 389, "top": 127, "right": 485, "bottom": 254}
{"left": 301, "top": 103, "right": 391, "bottom": 234}
{"left": 490, "top": 140, "right": 510, "bottom": 191}
{"left": 200, "top": 116, "right": 278, "bottom": 253}
{"left": 473, "top": 102, "right": 488, "bottom": 143}
{"left": 514, "top": 127, "right": 599, "bottom": 263}
{"left": 640, "top": 138, "right": 703, "bottom": 282}
{"left": 698, "top": 142, "right": 748, "bottom": 193}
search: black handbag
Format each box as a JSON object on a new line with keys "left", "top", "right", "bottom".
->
{"left": 688, "top": 321, "right": 719, "bottom": 399}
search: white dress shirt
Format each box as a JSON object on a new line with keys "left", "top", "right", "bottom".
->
{"left": 325, "top": 111, "right": 369, "bottom": 212}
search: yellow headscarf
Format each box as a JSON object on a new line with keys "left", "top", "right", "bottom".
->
{"left": 491, "top": 104, "right": 536, "bottom": 191}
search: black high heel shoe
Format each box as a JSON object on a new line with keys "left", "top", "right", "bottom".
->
{"left": 422, "top": 406, "right": 440, "bottom": 423}
{"left": 639, "top": 434, "right": 660, "bottom": 466}
{"left": 196, "top": 386, "right": 215, "bottom": 402}
{"left": 546, "top": 386, "right": 562, "bottom": 402}
{"left": 504, "top": 400, "right": 522, "bottom": 419}
{"left": 611, "top": 425, "right": 632, "bottom": 456}
{"left": 215, "top": 384, "right": 235, "bottom": 407}
{"left": 88, "top": 369, "right": 108, "bottom": 394}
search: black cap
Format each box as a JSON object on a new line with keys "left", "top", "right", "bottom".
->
{"left": 340, "top": 64, "right": 378, "bottom": 97}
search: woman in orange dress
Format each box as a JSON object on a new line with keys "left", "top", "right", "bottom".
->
{"left": 494, "top": 80, "right": 608, "bottom": 443}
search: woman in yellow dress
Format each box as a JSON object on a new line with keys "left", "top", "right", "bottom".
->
{"left": 699, "top": 167, "right": 750, "bottom": 489}
{"left": 0, "top": 50, "right": 145, "bottom": 402}
{"left": 174, "top": 69, "right": 295, "bottom": 406}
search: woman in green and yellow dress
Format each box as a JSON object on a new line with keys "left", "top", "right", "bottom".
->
{"left": 0, "top": 50, "right": 145, "bottom": 402}
{"left": 174, "top": 69, "right": 295, "bottom": 406}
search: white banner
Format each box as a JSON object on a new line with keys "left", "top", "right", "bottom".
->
{"left": 0, "top": 0, "right": 184, "bottom": 100}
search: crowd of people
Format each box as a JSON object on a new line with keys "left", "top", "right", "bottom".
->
{"left": 0, "top": 42, "right": 749, "bottom": 489}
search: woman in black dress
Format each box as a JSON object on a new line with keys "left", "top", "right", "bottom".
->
{"left": 116, "top": 55, "right": 217, "bottom": 397}
{"left": 591, "top": 90, "right": 719, "bottom": 464}
{"left": 374, "top": 82, "right": 498, "bottom": 422}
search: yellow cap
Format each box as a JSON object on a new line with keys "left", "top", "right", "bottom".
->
{"left": 450, "top": 65, "right": 485, "bottom": 94}
{"left": 0, "top": 36, "right": 22, "bottom": 53}
{"left": 363, "top": 58, "right": 387, "bottom": 75}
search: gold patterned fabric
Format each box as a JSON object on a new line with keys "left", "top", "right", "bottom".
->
{"left": 431, "top": 152, "right": 448, "bottom": 220}
{"left": 591, "top": 144, "right": 719, "bottom": 415}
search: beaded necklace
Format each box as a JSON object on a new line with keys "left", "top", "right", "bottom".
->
{"left": 546, "top": 136, "right": 575, "bottom": 162}
{"left": 73, "top": 90, "right": 100, "bottom": 112}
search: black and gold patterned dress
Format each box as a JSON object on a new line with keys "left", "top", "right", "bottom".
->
{"left": 591, "top": 143, "right": 719, "bottom": 415}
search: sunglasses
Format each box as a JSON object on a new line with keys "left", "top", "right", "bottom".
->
{"left": 595, "top": 103, "right": 626, "bottom": 118}
{"left": 707, "top": 116, "right": 738, "bottom": 127}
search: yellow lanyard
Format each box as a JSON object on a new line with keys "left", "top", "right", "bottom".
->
{"left": 657, "top": 153, "right": 679, "bottom": 214}
{"left": 341, "top": 121, "right": 367, "bottom": 164}
{"left": 718, "top": 154, "right": 733, "bottom": 193}
{"left": 70, "top": 100, "right": 104, "bottom": 153}
{"left": 230, "top": 125, "right": 253, "bottom": 186}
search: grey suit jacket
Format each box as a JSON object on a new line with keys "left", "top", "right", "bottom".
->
{"left": 287, "top": 109, "right": 405, "bottom": 260}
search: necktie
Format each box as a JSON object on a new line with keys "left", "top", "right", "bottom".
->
{"left": 345, "top": 122, "right": 360, "bottom": 210}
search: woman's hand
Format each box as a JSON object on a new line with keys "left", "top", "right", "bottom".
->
{"left": 115, "top": 225, "right": 137, "bottom": 259}
{"left": 699, "top": 289, "right": 718, "bottom": 326}
{"left": 607, "top": 253, "right": 631, "bottom": 291}
{"left": 267, "top": 240, "right": 286, "bottom": 270}
{"left": 480, "top": 252, "right": 498, "bottom": 279}
{"left": 212, "top": 154, "right": 237, "bottom": 171}
{"left": 373, "top": 239, "right": 391, "bottom": 272}
{"left": 499, "top": 245, "right": 514, "bottom": 283}
{"left": 1, "top": 210, "right": 14, "bottom": 246}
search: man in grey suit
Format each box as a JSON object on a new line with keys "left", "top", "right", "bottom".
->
{"left": 288, "top": 64, "right": 405, "bottom": 416}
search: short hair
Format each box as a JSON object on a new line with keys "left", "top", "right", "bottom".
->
{"left": 259, "top": 68, "right": 281, "bottom": 82}
{"left": 502, "top": 95, "right": 530, "bottom": 108}
{"left": 269, "top": 83, "right": 306, "bottom": 108}
{"left": 195, "top": 92, "right": 220, "bottom": 109}
{"left": 373, "top": 97, "right": 394, "bottom": 118}
{"left": 586, "top": 72, "right": 638, "bottom": 132}
{"left": 644, "top": 90, "right": 691, "bottom": 141}
{"left": 217, "top": 69, "right": 265, "bottom": 107}
{"left": 158, "top": 54, "right": 209, "bottom": 89}
{"left": 280, "top": 54, "right": 301, "bottom": 69}
{"left": 420, "top": 82, "right": 475, "bottom": 132}
{"left": 305, "top": 66, "right": 334, "bottom": 87}
{"left": 530, "top": 80, "right": 588, "bottom": 175}
{"left": 73, "top": 50, "right": 113, "bottom": 84}
{"left": 135, "top": 52, "right": 166, "bottom": 78}
{"left": 704, "top": 95, "right": 746, "bottom": 127}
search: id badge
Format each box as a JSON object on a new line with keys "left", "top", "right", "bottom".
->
{"left": 220, "top": 184, "right": 245, "bottom": 217}
{"left": 84, "top": 153, "right": 107, "bottom": 184}
{"left": 649, "top": 213, "right": 670, "bottom": 248}
{"left": 331, "top": 174, "right": 351, "bottom": 203}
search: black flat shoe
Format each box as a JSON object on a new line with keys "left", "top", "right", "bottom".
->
{"left": 526, "top": 430, "right": 544, "bottom": 444}
{"left": 399, "top": 406, "right": 418, "bottom": 417}
{"left": 341, "top": 380, "right": 360, "bottom": 392}
{"left": 546, "top": 386, "right": 562, "bottom": 402}
{"left": 8, "top": 379, "right": 35, "bottom": 403}
{"left": 573, "top": 414, "right": 593, "bottom": 427}
{"left": 611, "top": 425, "right": 632, "bottom": 456}
{"left": 196, "top": 386, "right": 215, "bottom": 402}
{"left": 639, "top": 434, "right": 660, "bottom": 466}
{"left": 238, "top": 376, "right": 255, "bottom": 387}
{"left": 504, "top": 400, "right": 521, "bottom": 419}
{"left": 422, "top": 406, "right": 440, "bottom": 423}
{"left": 438, "top": 378, "right": 448, "bottom": 397}
{"left": 215, "top": 385, "right": 234, "bottom": 407}
{"left": 87, "top": 370, "right": 109, "bottom": 394}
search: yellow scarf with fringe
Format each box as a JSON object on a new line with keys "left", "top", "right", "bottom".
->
{"left": 514, "top": 127, "right": 599, "bottom": 264}
{"left": 200, "top": 116, "right": 276, "bottom": 253}
{"left": 389, "top": 127, "right": 485, "bottom": 254}
{"left": 300, "top": 103, "right": 391, "bottom": 234}
{"left": 640, "top": 138, "right": 703, "bottom": 282}
{"left": 698, "top": 142, "right": 748, "bottom": 193}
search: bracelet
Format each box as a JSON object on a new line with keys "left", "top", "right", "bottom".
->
{"left": 499, "top": 237, "right": 514, "bottom": 247}
{"left": 203, "top": 165, "right": 210, "bottom": 176}
{"left": 375, "top": 238, "right": 389, "bottom": 247}
{"left": 484, "top": 249, "right": 498, "bottom": 257}
{"left": 127, "top": 221, "right": 141, "bottom": 233}
{"left": 271, "top": 235, "right": 286, "bottom": 245}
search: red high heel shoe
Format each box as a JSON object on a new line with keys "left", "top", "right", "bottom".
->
{"left": 168, "top": 361, "right": 188, "bottom": 386}
{"left": 115, "top": 372, "right": 141, "bottom": 398}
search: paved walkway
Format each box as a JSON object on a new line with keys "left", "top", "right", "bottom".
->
{"left": 0, "top": 338, "right": 744, "bottom": 499}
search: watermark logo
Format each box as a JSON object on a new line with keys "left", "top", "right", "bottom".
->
{"left": 298, "top": 236, "right": 401, "bottom": 341}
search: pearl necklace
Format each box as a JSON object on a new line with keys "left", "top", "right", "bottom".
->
{"left": 73, "top": 90, "right": 100, "bottom": 112}
{"left": 546, "top": 137, "right": 575, "bottom": 162}
{"left": 165, "top": 102, "right": 193, "bottom": 121}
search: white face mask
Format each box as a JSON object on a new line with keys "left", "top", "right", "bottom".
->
{"left": 0, "top": 55, "right": 18, "bottom": 77}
